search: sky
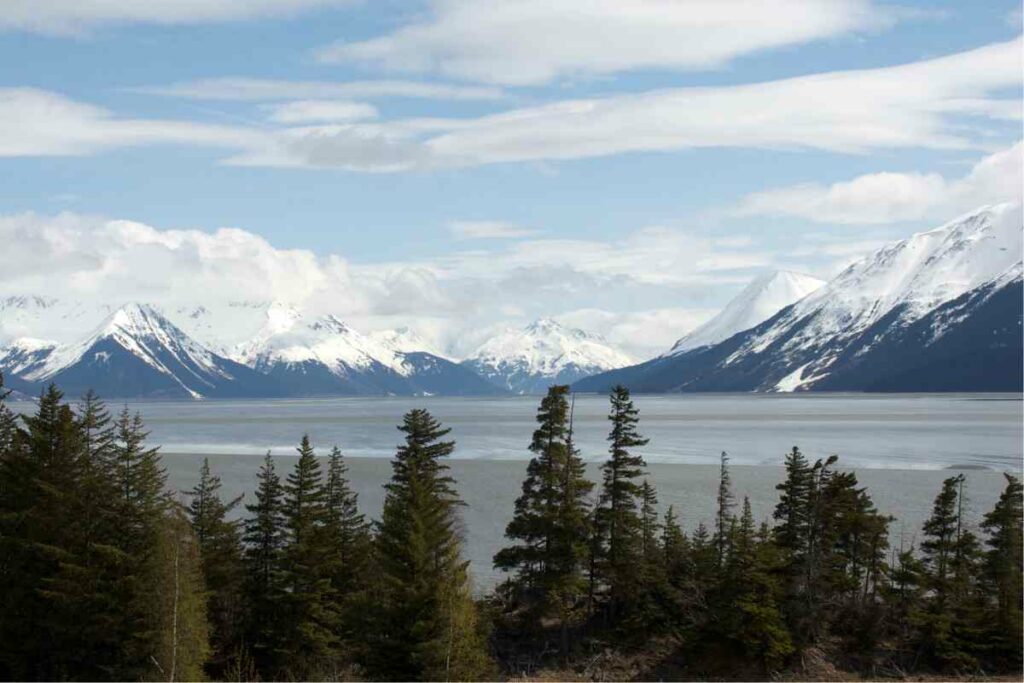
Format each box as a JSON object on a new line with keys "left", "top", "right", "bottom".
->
{"left": 0, "top": 0, "right": 1021, "bottom": 358}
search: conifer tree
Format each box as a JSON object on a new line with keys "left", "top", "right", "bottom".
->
{"left": 979, "top": 474, "right": 1023, "bottom": 668}
{"left": 710, "top": 498, "right": 793, "bottom": 673}
{"left": 108, "top": 407, "right": 177, "bottom": 680}
{"left": 321, "top": 445, "right": 373, "bottom": 666}
{"left": 494, "top": 386, "right": 593, "bottom": 657}
{"left": 715, "top": 451, "right": 734, "bottom": 567}
{"left": 917, "top": 474, "right": 983, "bottom": 669}
{"left": 279, "top": 435, "right": 339, "bottom": 678}
{"left": 186, "top": 458, "right": 244, "bottom": 676}
{"left": 596, "top": 385, "right": 649, "bottom": 618}
{"left": 369, "top": 409, "right": 492, "bottom": 681}
{"left": 0, "top": 385, "right": 89, "bottom": 679}
{"left": 243, "top": 453, "right": 287, "bottom": 675}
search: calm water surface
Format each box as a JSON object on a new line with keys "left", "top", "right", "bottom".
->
{"left": 11, "top": 393, "right": 1022, "bottom": 589}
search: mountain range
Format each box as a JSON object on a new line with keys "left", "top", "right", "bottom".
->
{"left": 1, "top": 205, "right": 1019, "bottom": 398}
{"left": 576, "top": 204, "right": 1023, "bottom": 393}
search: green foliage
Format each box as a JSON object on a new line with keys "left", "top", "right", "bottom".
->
{"left": 368, "top": 409, "right": 493, "bottom": 681}
{"left": 278, "top": 435, "right": 340, "bottom": 678}
{"left": 980, "top": 474, "right": 1023, "bottom": 668}
{"left": 595, "top": 385, "right": 649, "bottom": 618}
{"left": 186, "top": 457, "right": 244, "bottom": 677}
{"left": 493, "top": 385, "right": 594, "bottom": 655}
{"left": 242, "top": 452, "right": 287, "bottom": 675}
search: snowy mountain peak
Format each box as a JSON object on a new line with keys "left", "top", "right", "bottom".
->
{"left": 667, "top": 269, "right": 825, "bottom": 355}
{"left": 465, "top": 318, "right": 633, "bottom": 393}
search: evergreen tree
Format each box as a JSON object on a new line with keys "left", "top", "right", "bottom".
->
{"left": 186, "top": 458, "right": 244, "bottom": 677}
{"left": 917, "top": 474, "right": 983, "bottom": 669}
{"left": 715, "top": 451, "right": 734, "bottom": 568}
{"left": 596, "top": 385, "right": 649, "bottom": 618}
{"left": 979, "top": 474, "right": 1023, "bottom": 669}
{"left": 0, "top": 385, "right": 89, "bottom": 679}
{"left": 323, "top": 445, "right": 371, "bottom": 597}
{"left": 279, "top": 435, "right": 339, "bottom": 679}
{"left": 108, "top": 407, "right": 178, "bottom": 680}
{"left": 710, "top": 498, "right": 793, "bottom": 673}
{"left": 243, "top": 453, "right": 287, "bottom": 676}
{"left": 773, "top": 446, "right": 814, "bottom": 618}
{"left": 494, "top": 385, "right": 593, "bottom": 656}
{"left": 369, "top": 409, "right": 492, "bottom": 681}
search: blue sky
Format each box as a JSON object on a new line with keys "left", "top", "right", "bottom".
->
{"left": 0, "top": 0, "right": 1021, "bottom": 357}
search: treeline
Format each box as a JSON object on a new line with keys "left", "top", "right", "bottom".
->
{"left": 0, "top": 380, "right": 1020, "bottom": 681}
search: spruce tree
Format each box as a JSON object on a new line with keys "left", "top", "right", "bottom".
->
{"left": 279, "top": 435, "right": 339, "bottom": 679}
{"left": 369, "top": 409, "right": 492, "bottom": 681}
{"left": 0, "top": 385, "right": 89, "bottom": 679}
{"left": 979, "top": 474, "right": 1023, "bottom": 669}
{"left": 108, "top": 407, "right": 177, "bottom": 680}
{"left": 243, "top": 453, "right": 287, "bottom": 676}
{"left": 710, "top": 498, "right": 793, "bottom": 673}
{"left": 494, "top": 386, "right": 593, "bottom": 657}
{"left": 322, "top": 445, "right": 372, "bottom": 660}
{"left": 186, "top": 457, "right": 245, "bottom": 676}
{"left": 715, "top": 451, "right": 734, "bottom": 568}
{"left": 917, "top": 474, "right": 983, "bottom": 669}
{"left": 596, "top": 385, "right": 649, "bottom": 618}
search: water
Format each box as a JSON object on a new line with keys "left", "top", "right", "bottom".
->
{"left": 9, "top": 393, "right": 1023, "bottom": 589}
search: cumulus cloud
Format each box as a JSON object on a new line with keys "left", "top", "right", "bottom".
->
{"left": 735, "top": 141, "right": 1023, "bottom": 224}
{"left": 448, "top": 221, "right": 537, "bottom": 240}
{"left": 317, "top": 0, "right": 892, "bottom": 85}
{"left": 0, "top": 212, "right": 798, "bottom": 357}
{"left": 0, "top": 0, "right": 355, "bottom": 34}
{"left": 129, "top": 77, "right": 504, "bottom": 102}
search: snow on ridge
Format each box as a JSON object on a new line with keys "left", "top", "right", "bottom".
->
{"left": 727, "top": 204, "right": 1023, "bottom": 369}
{"left": 23, "top": 303, "right": 228, "bottom": 390}
{"left": 469, "top": 318, "right": 633, "bottom": 377}
{"left": 667, "top": 270, "right": 825, "bottom": 356}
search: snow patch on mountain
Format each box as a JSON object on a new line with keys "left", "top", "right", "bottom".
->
{"left": 24, "top": 303, "right": 230, "bottom": 389}
{"left": 667, "top": 270, "right": 825, "bottom": 355}
{"left": 733, "top": 203, "right": 1023, "bottom": 372}
{"left": 465, "top": 318, "right": 634, "bottom": 393}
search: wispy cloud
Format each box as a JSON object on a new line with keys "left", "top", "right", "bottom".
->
{"left": 263, "top": 100, "right": 378, "bottom": 123}
{"left": 316, "top": 0, "right": 894, "bottom": 85}
{"left": 4, "top": 39, "right": 1020, "bottom": 172}
{"left": 447, "top": 220, "right": 537, "bottom": 240}
{"left": 0, "top": 0, "right": 357, "bottom": 34}
{"left": 128, "top": 78, "right": 504, "bottom": 102}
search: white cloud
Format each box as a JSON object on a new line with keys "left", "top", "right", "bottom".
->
{"left": 3, "top": 40, "right": 1020, "bottom": 171}
{"left": 735, "top": 141, "right": 1023, "bottom": 224}
{"left": 317, "top": 0, "right": 892, "bottom": 85}
{"left": 0, "top": 88, "right": 263, "bottom": 157}
{"left": 447, "top": 220, "right": 537, "bottom": 240}
{"left": 0, "top": 0, "right": 355, "bottom": 34}
{"left": 0, "top": 212, "right": 797, "bottom": 358}
{"left": 264, "top": 100, "right": 379, "bottom": 123}
{"left": 130, "top": 78, "right": 504, "bottom": 102}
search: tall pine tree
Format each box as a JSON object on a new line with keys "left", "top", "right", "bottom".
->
{"left": 368, "top": 409, "right": 492, "bottom": 681}
{"left": 596, "top": 385, "right": 649, "bottom": 620}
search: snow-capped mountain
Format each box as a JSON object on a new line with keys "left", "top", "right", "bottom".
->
{"left": 235, "top": 314, "right": 503, "bottom": 396}
{"left": 666, "top": 270, "right": 825, "bottom": 355}
{"left": 463, "top": 318, "right": 634, "bottom": 394}
{"left": 2, "top": 304, "right": 278, "bottom": 399}
{"left": 576, "top": 205, "right": 1023, "bottom": 393}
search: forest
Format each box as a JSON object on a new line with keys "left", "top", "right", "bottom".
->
{"left": 0, "top": 378, "right": 1020, "bottom": 681}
